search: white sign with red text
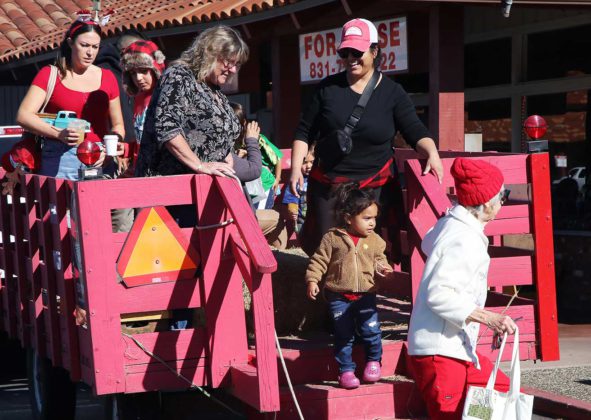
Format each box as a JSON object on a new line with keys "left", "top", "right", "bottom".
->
{"left": 299, "top": 17, "right": 408, "bottom": 83}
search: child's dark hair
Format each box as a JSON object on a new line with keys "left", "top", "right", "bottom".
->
{"left": 334, "top": 182, "right": 379, "bottom": 226}
{"left": 230, "top": 102, "right": 247, "bottom": 148}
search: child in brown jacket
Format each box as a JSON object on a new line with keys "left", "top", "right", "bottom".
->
{"left": 306, "top": 183, "right": 393, "bottom": 389}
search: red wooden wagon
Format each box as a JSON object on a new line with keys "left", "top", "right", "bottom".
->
{"left": 0, "top": 148, "right": 558, "bottom": 419}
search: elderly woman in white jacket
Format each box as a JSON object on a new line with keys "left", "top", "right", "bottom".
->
{"left": 407, "top": 157, "right": 517, "bottom": 420}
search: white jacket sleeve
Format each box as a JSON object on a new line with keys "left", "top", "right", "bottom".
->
{"left": 424, "top": 235, "right": 483, "bottom": 329}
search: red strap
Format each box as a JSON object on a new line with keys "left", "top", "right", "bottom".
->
{"left": 310, "top": 157, "right": 395, "bottom": 188}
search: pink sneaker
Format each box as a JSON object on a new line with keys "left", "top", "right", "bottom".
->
{"left": 338, "top": 371, "right": 360, "bottom": 389}
{"left": 362, "top": 361, "right": 381, "bottom": 383}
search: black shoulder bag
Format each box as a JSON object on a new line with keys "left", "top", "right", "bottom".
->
{"left": 317, "top": 70, "right": 380, "bottom": 170}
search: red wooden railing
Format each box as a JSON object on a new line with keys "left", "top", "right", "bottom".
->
{"left": 396, "top": 151, "right": 559, "bottom": 362}
{"left": 0, "top": 171, "right": 280, "bottom": 413}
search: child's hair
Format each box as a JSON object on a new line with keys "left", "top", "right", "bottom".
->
{"left": 307, "top": 141, "right": 316, "bottom": 157}
{"left": 230, "top": 102, "right": 246, "bottom": 147}
{"left": 333, "top": 182, "right": 379, "bottom": 226}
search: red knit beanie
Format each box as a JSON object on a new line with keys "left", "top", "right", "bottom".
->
{"left": 451, "top": 158, "right": 504, "bottom": 206}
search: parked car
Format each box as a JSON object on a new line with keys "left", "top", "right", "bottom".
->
{"left": 553, "top": 166, "right": 587, "bottom": 192}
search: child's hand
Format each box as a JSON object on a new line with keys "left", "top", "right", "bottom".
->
{"left": 245, "top": 121, "right": 260, "bottom": 139}
{"left": 375, "top": 261, "right": 394, "bottom": 278}
{"left": 307, "top": 282, "right": 320, "bottom": 300}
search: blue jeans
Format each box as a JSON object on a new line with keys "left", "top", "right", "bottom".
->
{"left": 325, "top": 289, "right": 382, "bottom": 374}
{"left": 38, "top": 140, "right": 115, "bottom": 180}
{"left": 39, "top": 140, "right": 84, "bottom": 180}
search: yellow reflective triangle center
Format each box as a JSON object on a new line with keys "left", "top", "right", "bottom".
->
{"left": 122, "top": 208, "right": 197, "bottom": 277}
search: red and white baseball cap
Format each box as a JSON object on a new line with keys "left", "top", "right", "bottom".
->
{"left": 338, "top": 18, "right": 378, "bottom": 52}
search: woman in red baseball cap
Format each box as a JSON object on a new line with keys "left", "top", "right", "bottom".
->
{"left": 290, "top": 18, "right": 443, "bottom": 258}
{"left": 407, "top": 157, "right": 518, "bottom": 419}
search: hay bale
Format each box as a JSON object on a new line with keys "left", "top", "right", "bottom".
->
{"left": 271, "top": 248, "right": 329, "bottom": 335}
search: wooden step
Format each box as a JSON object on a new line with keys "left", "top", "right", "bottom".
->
{"left": 246, "top": 376, "right": 427, "bottom": 420}
{"left": 249, "top": 293, "right": 411, "bottom": 387}
{"left": 268, "top": 338, "right": 407, "bottom": 386}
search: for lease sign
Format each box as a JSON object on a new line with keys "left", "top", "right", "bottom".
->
{"left": 299, "top": 17, "right": 408, "bottom": 83}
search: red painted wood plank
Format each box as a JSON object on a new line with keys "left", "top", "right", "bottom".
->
{"left": 264, "top": 381, "right": 425, "bottom": 420}
{"left": 405, "top": 160, "right": 450, "bottom": 219}
{"left": 124, "top": 364, "right": 207, "bottom": 394}
{"left": 264, "top": 340, "right": 404, "bottom": 386}
{"left": 11, "top": 180, "right": 31, "bottom": 348}
{"left": 47, "top": 177, "right": 80, "bottom": 381}
{"left": 25, "top": 255, "right": 45, "bottom": 357}
{"left": 120, "top": 330, "right": 207, "bottom": 367}
{"left": 478, "top": 305, "right": 536, "bottom": 337}
{"left": 0, "top": 194, "right": 17, "bottom": 337}
{"left": 124, "top": 358, "right": 206, "bottom": 374}
{"left": 478, "top": 341, "right": 538, "bottom": 363}
{"left": 10, "top": 177, "right": 31, "bottom": 347}
{"left": 214, "top": 176, "right": 277, "bottom": 273}
{"left": 74, "top": 180, "right": 126, "bottom": 394}
{"left": 249, "top": 269, "right": 280, "bottom": 412}
{"left": 229, "top": 365, "right": 262, "bottom": 410}
{"left": 495, "top": 203, "right": 530, "bottom": 220}
{"left": 488, "top": 256, "right": 533, "bottom": 287}
{"left": 229, "top": 232, "right": 253, "bottom": 292}
{"left": 528, "top": 153, "right": 559, "bottom": 361}
{"left": 484, "top": 217, "right": 531, "bottom": 236}
{"left": 34, "top": 177, "right": 61, "bottom": 365}
{"left": 194, "top": 176, "right": 249, "bottom": 389}
{"left": 78, "top": 175, "right": 196, "bottom": 210}
{"left": 115, "top": 280, "right": 202, "bottom": 314}
{"left": 485, "top": 291, "right": 533, "bottom": 306}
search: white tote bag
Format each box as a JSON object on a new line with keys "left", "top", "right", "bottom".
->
{"left": 462, "top": 327, "right": 534, "bottom": 420}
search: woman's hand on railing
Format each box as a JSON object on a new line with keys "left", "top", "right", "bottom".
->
{"left": 197, "top": 161, "right": 236, "bottom": 177}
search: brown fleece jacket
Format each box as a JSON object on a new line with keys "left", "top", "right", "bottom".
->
{"left": 305, "top": 228, "right": 388, "bottom": 293}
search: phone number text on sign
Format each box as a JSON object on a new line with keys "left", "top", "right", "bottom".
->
{"left": 299, "top": 17, "right": 408, "bottom": 83}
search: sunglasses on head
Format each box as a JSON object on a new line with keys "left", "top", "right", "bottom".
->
{"left": 337, "top": 48, "right": 364, "bottom": 59}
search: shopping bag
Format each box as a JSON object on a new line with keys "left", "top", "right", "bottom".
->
{"left": 462, "top": 327, "right": 533, "bottom": 420}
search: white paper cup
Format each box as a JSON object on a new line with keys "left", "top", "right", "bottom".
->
{"left": 103, "top": 135, "right": 119, "bottom": 156}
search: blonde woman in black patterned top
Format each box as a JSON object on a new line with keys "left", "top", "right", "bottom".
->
{"left": 135, "top": 25, "right": 248, "bottom": 179}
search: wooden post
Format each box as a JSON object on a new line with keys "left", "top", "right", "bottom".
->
{"left": 272, "top": 35, "right": 301, "bottom": 148}
{"left": 28, "top": 176, "right": 46, "bottom": 358}
{"left": 194, "top": 176, "right": 249, "bottom": 388}
{"left": 429, "top": 4, "right": 465, "bottom": 151}
{"left": 528, "top": 153, "right": 560, "bottom": 361}
{"left": 0, "top": 183, "right": 18, "bottom": 337}
{"left": 35, "top": 176, "right": 62, "bottom": 366}
{"left": 10, "top": 178, "right": 31, "bottom": 348}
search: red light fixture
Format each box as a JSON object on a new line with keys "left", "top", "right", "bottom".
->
{"left": 76, "top": 140, "right": 101, "bottom": 166}
{"left": 523, "top": 115, "right": 548, "bottom": 139}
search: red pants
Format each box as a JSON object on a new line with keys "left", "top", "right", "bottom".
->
{"left": 408, "top": 352, "right": 510, "bottom": 420}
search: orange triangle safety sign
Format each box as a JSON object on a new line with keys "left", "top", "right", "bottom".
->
{"left": 116, "top": 207, "right": 200, "bottom": 287}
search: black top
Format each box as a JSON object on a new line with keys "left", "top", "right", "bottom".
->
{"left": 294, "top": 72, "right": 431, "bottom": 180}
